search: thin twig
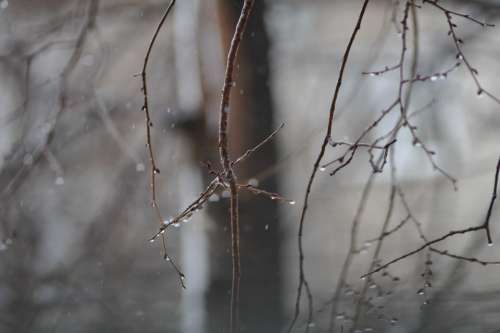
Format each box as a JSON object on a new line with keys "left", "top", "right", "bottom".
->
{"left": 423, "top": 0, "right": 500, "bottom": 105}
{"left": 232, "top": 123, "right": 285, "bottom": 166}
{"left": 140, "top": 0, "right": 176, "bottom": 221}
{"left": 483, "top": 156, "right": 500, "bottom": 244}
{"left": 430, "top": 247, "right": 500, "bottom": 266}
{"left": 139, "top": 0, "right": 184, "bottom": 286}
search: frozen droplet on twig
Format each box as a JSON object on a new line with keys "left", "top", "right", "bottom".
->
{"left": 55, "top": 177, "right": 65, "bottom": 186}
{"left": 247, "top": 178, "right": 259, "bottom": 186}
{"left": 209, "top": 194, "right": 220, "bottom": 202}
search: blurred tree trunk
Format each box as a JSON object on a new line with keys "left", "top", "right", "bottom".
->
{"left": 203, "top": 1, "right": 284, "bottom": 331}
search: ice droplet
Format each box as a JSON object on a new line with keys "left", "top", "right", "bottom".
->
{"left": 264, "top": 224, "right": 269, "bottom": 231}
{"left": 289, "top": 200, "right": 296, "bottom": 205}
{"left": 55, "top": 177, "right": 65, "bottom": 186}
{"left": 344, "top": 289, "right": 354, "bottom": 296}
{"left": 208, "top": 194, "right": 220, "bottom": 202}
{"left": 248, "top": 178, "right": 259, "bottom": 186}
{"left": 136, "top": 163, "right": 145, "bottom": 172}
{"left": 23, "top": 154, "right": 34, "bottom": 166}
{"left": 0, "top": 0, "right": 8, "bottom": 10}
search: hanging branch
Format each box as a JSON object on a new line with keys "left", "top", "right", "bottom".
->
{"left": 361, "top": 156, "right": 500, "bottom": 278}
{"left": 289, "top": 1, "right": 372, "bottom": 332}
{"left": 423, "top": 0, "right": 500, "bottom": 104}
{"left": 138, "top": 0, "right": 185, "bottom": 288}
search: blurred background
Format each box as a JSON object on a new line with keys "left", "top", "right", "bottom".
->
{"left": 0, "top": 0, "right": 500, "bottom": 332}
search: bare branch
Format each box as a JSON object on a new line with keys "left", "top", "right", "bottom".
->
{"left": 290, "top": 1, "right": 372, "bottom": 331}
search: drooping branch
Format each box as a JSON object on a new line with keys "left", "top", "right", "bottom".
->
{"left": 138, "top": 0, "right": 185, "bottom": 287}
{"left": 423, "top": 0, "right": 500, "bottom": 104}
{"left": 289, "top": 2, "right": 372, "bottom": 332}
{"left": 361, "top": 155, "right": 499, "bottom": 278}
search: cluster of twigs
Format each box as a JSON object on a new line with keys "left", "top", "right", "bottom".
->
{"left": 291, "top": 0, "right": 500, "bottom": 332}
{"left": 362, "top": 155, "right": 500, "bottom": 278}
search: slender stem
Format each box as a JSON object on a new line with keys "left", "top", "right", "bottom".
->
{"left": 139, "top": 0, "right": 185, "bottom": 286}
{"left": 218, "top": 1, "right": 255, "bottom": 332}
{"left": 140, "top": 0, "right": 176, "bottom": 222}
{"left": 290, "top": 1, "right": 371, "bottom": 331}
